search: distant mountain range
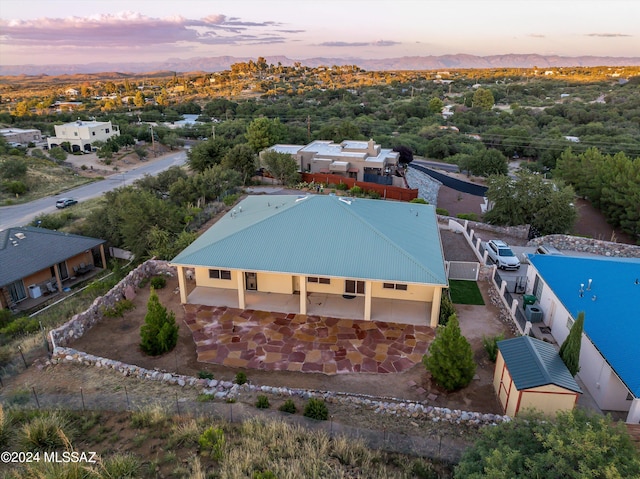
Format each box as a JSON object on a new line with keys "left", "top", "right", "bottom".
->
{"left": 2, "top": 54, "right": 639, "bottom": 76}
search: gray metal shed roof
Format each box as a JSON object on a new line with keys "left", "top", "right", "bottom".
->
{"left": 0, "top": 226, "right": 105, "bottom": 287}
{"left": 498, "top": 336, "right": 582, "bottom": 394}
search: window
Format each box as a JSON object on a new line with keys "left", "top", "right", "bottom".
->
{"left": 345, "top": 280, "right": 365, "bottom": 295}
{"left": 383, "top": 283, "right": 407, "bottom": 290}
{"left": 209, "top": 269, "right": 231, "bottom": 280}
{"left": 92, "top": 132, "right": 96, "bottom": 136}
{"left": 308, "top": 277, "right": 330, "bottom": 284}
{"left": 533, "top": 275, "right": 543, "bottom": 299}
{"left": 105, "top": 128, "right": 110, "bottom": 133}
{"left": 566, "top": 316, "right": 574, "bottom": 329}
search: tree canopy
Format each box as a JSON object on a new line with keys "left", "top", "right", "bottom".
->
{"left": 484, "top": 170, "right": 577, "bottom": 235}
{"left": 261, "top": 150, "right": 300, "bottom": 186}
{"left": 455, "top": 408, "right": 640, "bottom": 478}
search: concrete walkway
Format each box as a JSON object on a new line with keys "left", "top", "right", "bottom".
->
{"left": 183, "top": 304, "right": 434, "bottom": 374}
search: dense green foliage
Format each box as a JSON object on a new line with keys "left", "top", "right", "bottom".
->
{"left": 303, "top": 398, "right": 329, "bottom": 421}
{"left": 139, "top": 289, "right": 178, "bottom": 356}
{"left": 555, "top": 148, "right": 640, "bottom": 239}
{"left": 484, "top": 170, "right": 577, "bottom": 235}
{"left": 423, "top": 315, "right": 476, "bottom": 391}
{"left": 455, "top": 409, "right": 640, "bottom": 478}
{"left": 559, "top": 311, "right": 585, "bottom": 376}
{"left": 261, "top": 150, "right": 300, "bottom": 185}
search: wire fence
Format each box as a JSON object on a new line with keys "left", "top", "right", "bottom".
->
{"left": 3, "top": 386, "right": 468, "bottom": 463}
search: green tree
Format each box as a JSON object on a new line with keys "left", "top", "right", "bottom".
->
{"left": 1, "top": 158, "right": 28, "bottom": 179}
{"left": 49, "top": 146, "right": 68, "bottom": 161}
{"left": 140, "top": 289, "right": 179, "bottom": 355}
{"left": 428, "top": 97, "right": 444, "bottom": 114}
{"left": 467, "top": 148, "right": 508, "bottom": 176}
{"left": 187, "top": 137, "right": 230, "bottom": 172}
{"left": 245, "top": 117, "right": 287, "bottom": 153}
{"left": 559, "top": 311, "right": 584, "bottom": 376}
{"left": 261, "top": 150, "right": 300, "bottom": 186}
{"left": 221, "top": 144, "right": 257, "bottom": 185}
{"left": 133, "top": 91, "right": 145, "bottom": 107}
{"left": 484, "top": 170, "right": 577, "bottom": 235}
{"left": 455, "top": 409, "right": 640, "bottom": 478}
{"left": 472, "top": 88, "right": 495, "bottom": 110}
{"left": 422, "top": 315, "right": 476, "bottom": 391}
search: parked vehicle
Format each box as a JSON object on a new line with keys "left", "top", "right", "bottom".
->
{"left": 536, "top": 244, "right": 563, "bottom": 255}
{"left": 55, "top": 198, "right": 78, "bottom": 209}
{"left": 486, "top": 239, "right": 521, "bottom": 270}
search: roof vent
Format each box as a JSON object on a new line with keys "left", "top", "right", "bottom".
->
{"left": 295, "top": 195, "right": 309, "bottom": 202}
{"left": 15, "top": 233, "right": 25, "bottom": 239}
{"left": 338, "top": 197, "right": 352, "bottom": 205}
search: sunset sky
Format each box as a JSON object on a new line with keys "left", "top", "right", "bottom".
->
{"left": 1, "top": 0, "right": 638, "bottom": 66}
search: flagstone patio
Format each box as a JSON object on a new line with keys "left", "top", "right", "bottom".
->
{"left": 183, "top": 304, "right": 434, "bottom": 374}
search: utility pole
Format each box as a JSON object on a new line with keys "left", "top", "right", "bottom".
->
{"left": 212, "top": 124, "right": 215, "bottom": 140}
{"left": 150, "top": 125, "right": 155, "bottom": 157}
{"left": 307, "top": 115, "right": 311, "bottom": 141}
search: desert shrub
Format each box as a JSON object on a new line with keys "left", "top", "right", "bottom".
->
{"left": 19, "top": 411, "right": 73, "bottom": 452}
{"left": 278, "top": 399, "right": 297, "bottom": 414}
{"left": 0, "top": 405, "right": 9, "bottom": 448}
{"left": 1, "top": 316, "right": 40, "bottom": 337}
{"left": 197, "top": 393, "right": 215, "bottom": 402}
{"left": 349, "top": 185, "right": 363, "bottom": 196}
{"left": 410, "top": 197, "right": 428, "bottom": 204}
{"left": 256, "top": 395, "right": 270, "bottom": 409}
{"left": 198, "top": 370, "right": 214, "bottom": 380}
{"left": 199, "top": 426, "right": 225, "bottom": 461}
{"left": 140, "top": 289, "right": 178, "bottom": 356}
{"left": 223, "top": 193, "right": 240, "bottom": 206}
{"left": 102, "top": 299, "right": 135, "bottom": 318}
{"left": 367, "top": 190, "right": 381, "bottom": 199}
{"left": 169, "top": 418, "right": 201, "bottom": 448}
{"left": 457, "top": 212, "right": 479, "bottom": 221}
{"left": 99, "top": 453, "right": 141, "bottom": 478}
{"left": 5, "top": 180, "right": 27, "bottom": 195}
{"left": 130, "top": 403, "right": 168, "bottom": 429}
{"left": 436, "top": 207, "right": 449, "bottom": 216}
{"left": 336, "top": 182, "right": 348, "bottom": 191}
{"left": 303, "top": 398, "right": 329, "bottom": 421}
{"left": 482, "top": 333, "right": 504, "bottom": 362}
{"left": 150, "top": 276, "right": 167, "bottom": 289}
{"left": 234, "top": 371, "right": 247, "bottom": 385}
{"left": 0, "top": 309, "right": 13, "bottom": 328}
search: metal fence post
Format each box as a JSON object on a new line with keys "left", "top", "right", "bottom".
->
{"left": 80, "top": 388, "right": 86, "bottom": 411}
{"left": 32, "top": 387, "right": 40, "bottom": 408}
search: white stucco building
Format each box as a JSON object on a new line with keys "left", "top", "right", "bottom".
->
{"left": 47, "top": 120, "right": 120, "bottom": 153}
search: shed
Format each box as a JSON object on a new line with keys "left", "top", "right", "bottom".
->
{"left": 494, "top": 336, "right": 581, "bottom": 417}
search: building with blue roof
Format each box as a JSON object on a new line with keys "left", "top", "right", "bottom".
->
{"left": 171, "top": 194, "right": 447, "bottom": 327}
{"left": 494, "top": 335, "right": 581, "bottom": 417}
{"left": 526, "top": 254, "right": 640, "bottom": 423}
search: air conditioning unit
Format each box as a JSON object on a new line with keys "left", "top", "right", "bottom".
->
{"left": 525, "top": 303, "right": 544, "bottom": 323}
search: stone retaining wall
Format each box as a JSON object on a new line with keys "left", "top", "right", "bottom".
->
{"left": 528, "top": 234, "right": 640, "bottom": 258}
{"left": 49, "top": 259, "right": 177, "bottom": 349}
{"left": 51, "top": 347, "right": 509, "bottom": 426}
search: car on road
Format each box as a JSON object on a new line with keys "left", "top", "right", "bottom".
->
{"left": 486, "top": 239, "right": 521, "bottom": 270}
{"left": 56, "top": 198, "right": 78, "bottom": 209}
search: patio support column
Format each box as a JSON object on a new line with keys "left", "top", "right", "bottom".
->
{"left": 430, "top": 287, "right": 442, "bottom": 328}
{"left": 299, "top": 275, "right": 307, "bottom": 315}
{"left": 237, "top": 271, "right": 246, "bottom": 309}
{"left": 99, "top": 244, "right": 107, "bottom": 269}
{"left": 176, "top": 266, "right": 188, "bottom": 304}
{"left": 53, "top": 265, "right": 62, "bottom": 293}
{"left": 364, "top": 280, "right": 372, "bottom": 321}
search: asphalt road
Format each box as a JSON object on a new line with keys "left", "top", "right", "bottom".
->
{"left": 0, "top": 149, "right": 188, "bottom": 230}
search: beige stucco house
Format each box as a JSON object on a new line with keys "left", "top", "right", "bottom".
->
{"left": 47, "top": 120, "right": 120, "bottom": 153}
{"left": 171, "top": 195, "right": 448, "bottom": 327}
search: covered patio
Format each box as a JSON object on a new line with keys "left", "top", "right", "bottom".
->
{"left": 186, "top": 286, "right": 431, "bottom": 326}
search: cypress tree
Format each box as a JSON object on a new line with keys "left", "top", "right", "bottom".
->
{"left": 140, "top": 288, "right": 179, "bottom": 356}
{"left": 423, "top": 314, "right": 476, "bottom": 391}
{"left": 559, "top": 311, "right": 585, "bottom": 376}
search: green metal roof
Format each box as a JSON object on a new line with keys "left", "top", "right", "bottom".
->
{"left": 498, "top": 336, "right": 582, "bottom": 394}
{"left": 171, "top": 194, "right": 447, "bottom": 285}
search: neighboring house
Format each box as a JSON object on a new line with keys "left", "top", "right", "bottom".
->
{"left": 526, "top": 254, "right": 640, "bottom": 423}
{"left": 0, "top": 128, "right": 43, "bottom": 146}
{"left": 65, "top": 88, "right": 79, "bottom": 97}
{"left": 494, "top": 335, "right": 582, "bottom": 417}
{"left": 47, "top": 120, "right": 120, "bottom": 153}
{"left": 263, "top": 139, "right": 401, "bottom": 186}
{"left": 0, "top": 227, "right": 107, "bottom": 311}
{"left": 171, "top": 195, "right": 447, "bottom": 327}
